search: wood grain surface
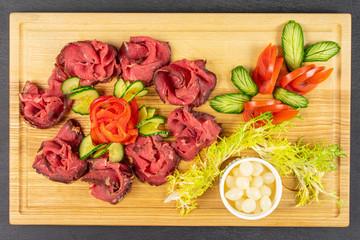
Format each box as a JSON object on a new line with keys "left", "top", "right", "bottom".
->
{"left": 9, "top": 13, "right": 351, "bottom": 226}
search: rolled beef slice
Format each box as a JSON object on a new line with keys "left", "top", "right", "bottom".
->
{"left": 19, "top": 65, "right": 71, "bottom": 129}
{"left": 154, "top": 59, "right": 216, "bottom": 107}
{"left": 33, "top": 119, "right": 88, "bottom": 183}
{"left": 82, "top": 155, "right": 133, "bottom": 204}
{"left": 119, "top": 36, "right": 171, "bottom": 86}
{"left": 56, "top": 40, "right": 120, "bottom": 86}
{"left": 125, "top": 135, "right": 180, "bottom": 186}
{"left": 168, "top": 106, "right": 222, "bottom": 161}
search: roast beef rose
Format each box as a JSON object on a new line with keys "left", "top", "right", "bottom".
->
{"left": 19, "top": 65, "right": 71, "bottom": 129}
{"left": 56, "top": 40, "right": 120, "bottom": 86}
{"left": 33, "top": 119, "right": 88, "bottom": 183}
{"left": 82, "top": 155, "right": 133, "bottom": 204}
{"left": 119, "top": 36, "right": 171, "bottom": 86}
{"left": 125, "top": 135, "right": 180, "bottom": 186}
{"left": 168, "top": 107, "right": 222, "bottom": 161}
{"left": 154, "top": 59, "right": 217, "bottom": 107}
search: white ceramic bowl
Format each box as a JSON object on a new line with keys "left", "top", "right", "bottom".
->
{"left": 219, "top": 157, "right": 282, "bottom": 220}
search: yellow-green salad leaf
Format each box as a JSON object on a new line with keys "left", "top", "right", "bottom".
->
{"left": 252, "top": 138, "right": 346, "bottom": 208}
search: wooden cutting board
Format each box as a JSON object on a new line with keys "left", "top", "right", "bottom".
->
{"left": 9, "top": 13, "right": 351, "bottom": 226}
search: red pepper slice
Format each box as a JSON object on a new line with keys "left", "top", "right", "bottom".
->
{"left": 290, "top": 66, "right": 325, "bottom": 88}
{"left": 243, "top": 100, "right": 298, "bottom": 126}
{"left": 280, "top": 64, "right": 316, "bottom": 88}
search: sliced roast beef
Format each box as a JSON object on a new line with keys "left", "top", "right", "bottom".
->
{"left": 19, "top": 65, "right": 71, "bottom": 129}
{"left": 47, "top": 64, "right": 69, "bottom": 96}
{"left": 168, "top": 107, "right": 222, "bottom": 161}
{"left": 154, "top": 59, "right": 217, "bottom": 107}
{"left": 125, "top": 135, "right": 180, "bottom": 186}
{"left": 82, "top": 155, "right": 133, "bottom": 204}
{"left": 33, "top": 119, "right": 88, "bottom": 183}
{"left": 57, "top": 40, "right": 120, "bottom": 86}
{"left": 119, "top": 36, "right": 171, "bottom": 86}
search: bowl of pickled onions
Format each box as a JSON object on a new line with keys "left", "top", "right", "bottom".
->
{"left": 219, "top": 157, "right": 282, "bottom": 220}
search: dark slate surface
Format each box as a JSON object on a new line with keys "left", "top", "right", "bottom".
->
{"left": 1, "top": 0, "right": 359, "bottom": 239}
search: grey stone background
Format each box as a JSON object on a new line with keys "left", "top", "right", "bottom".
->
{"left": 0, "top": 0, "right": 359, "bottom": 239}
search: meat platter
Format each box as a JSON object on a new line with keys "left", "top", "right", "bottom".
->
{"left": 9, "top": 13, "right": 351, "bottom": 226}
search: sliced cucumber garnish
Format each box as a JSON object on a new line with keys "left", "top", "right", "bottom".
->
{"left": 138, "top": 105, "right": 148, "bottom": 125}
{"left": 136, "top": 89, "right": 149, "bottom": 97}
{"left": 210, "top": 93, "right": 251, "bottom": 114}
{"left": 113, "top": 78, "right": 127, "bottom": 98}
{"left": 92, "top": 143, "right": 112, "bottom": 159}
{"left": 108, "top": 142, "right": 124, "bottom": 163}
{"left": 139, "top": 122, "right": 169, "bottom": 138}
{"left": 121, "top": 80, "right": 145, "bottom": 102}
{"left": 79, "top": 135, "right": 107, "bottom": 160}
{"left": 273, "top": 87, "right": 309, "bottom": 108}
{"left": 137, "top": 116, "right": 165, "bottom": 129}
{"left": 147, "top": 108, "right": 156, "bottom": 118}
{"left": 61, "top": 77, "right": 80, "bottom": 94}
{"left": 304, "top": 41, "right": 341, "bottom": 62}
{"left": 231, "top": 66, "right": 258, "bottom": 97}
{"left": 282, "top": 20, "right": 304, "bottom": 71}
{"left": 68, "top": 87, "right": 99, "bottom": 115}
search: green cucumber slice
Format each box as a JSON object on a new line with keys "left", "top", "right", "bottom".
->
{"left": 108, "top": 142, "right": 124, "bottom": 163}
{"left": 138, "top": 105, "right": 148, "bottom": 125}
{"left": 231, "top": 66, "right": 258, "bottom": 97}
{"left": 147, "top": 108, "right": 156, "bottom": 118}
{"left": 121, "top": 80, "right": 145, "bottom": 102}
{"left": 139, "top": 122, "right": 169, "bottom": 138}
{"left": 113, "top": 78, "right": 127, "bottom": 98}
{"left": 282, "top": 20, "right": 304, "bottom": 71}
{"left": 136, "top": 89, "right": 149, "bottom": 97}
{"left": 61, "top": 77, "right": 80, "bottom": 94}
{"left": 210, "top": 93, "right": 251, "bottom": 114}
{"left": 273, "top": 87, "right": 309, "bottom": 108}
{"left": 79, "top": 135, "right": 107, "bottom": 160}
{"left": 92, "top": 143, "right": 112, "bottom": 159}
{"left": 67, "top": 86, "right": 93, "bottom": 94}
{"left": 304, "top": 41, "right": 341, "bottom": 62}
{"left": 136, "top": 116, "right": 165, "bottom": 129}
{"left": 68, "top": 87, "right": 100, "bottom": 115}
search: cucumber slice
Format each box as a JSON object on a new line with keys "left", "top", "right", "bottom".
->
{"left": 68, "top": 87, "right": 100, "bottom": 115}
{"left": 139, "top": 122, "right": 169, "bottom": 138}
{"left": 121, "top": 80, "right": 145, "bottom": 102}
{"left": 108, "top": 142, "right": 124, "bottom": 163}
{"left": 304, "top": 41, "right": 340, "bottom": 62}
{"left": 282, "top": 20, "right": 304, "bottom": 71}
{"left": 147, "top": 108, "right": 156, "bottom": 118}
{"left": 61, "top": 77, "right": 80, "bottom": 94}
{"left": 136, "top": 89, "right": 149, "bottom": 97}
{"left": 231, "top": 66, "right": 258, "bottom": 97}
{"left": 68, "top": 86, "right": 93, "bottom": 94}
{"left": 92, "top": 143, "right": 112, "bottom": 159}
{"left": 79, "top": 135, "right": 107, "bottom": 160}
{"left": 210, "top": 93, "right": 251, "bottom": 114}
{"left": 125, "top": 81, "right": 131, "bottom": 87}
{"left": 136, "top": 116, "right": 165, "bottom": 129}
{"left": 113, "top": 78, "right": 127, "bottom": 98}
{"left": 138, "top": 105, "right": 148, "bottom": 125}
{"left": 273, "top": 87, "right": 309, "bottom": 108}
